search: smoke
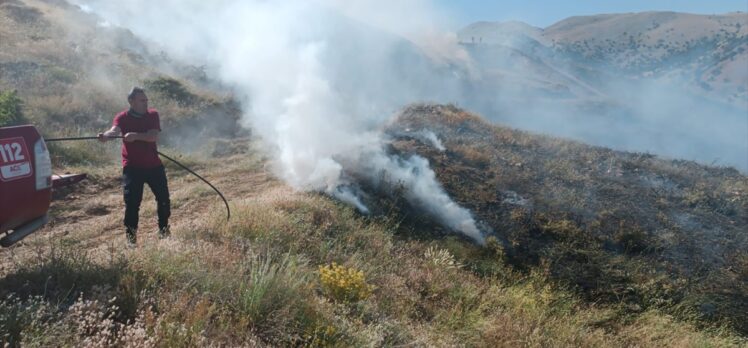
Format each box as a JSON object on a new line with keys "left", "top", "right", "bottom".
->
{"left": 72, "top": 0, "right": 485, "bottom": 243}
{"left": 419, "top": 130, "right": 447, "bottom": 151}
{"left": 457, "top": 23, "right": 748, "bottom": 172}
{"left": 68, "top": 1, "right": 745, "bottom": 245}
{"left": 357, "top": 152, "right": 484, "bottom": 243}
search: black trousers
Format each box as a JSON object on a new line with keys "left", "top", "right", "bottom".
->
{"left": 122, "top": 165, "right": 170, "bottom": 231}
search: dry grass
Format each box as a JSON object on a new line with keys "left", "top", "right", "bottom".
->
{"left": 2, "top": 142, "right": 745, "bottom": 346}
{"left": 1, "top": 1, "right": 746, "bottom": 345}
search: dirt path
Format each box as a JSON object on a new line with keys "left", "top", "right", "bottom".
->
{"left": 0, "top": 152, "right": 280, "bottom": 276}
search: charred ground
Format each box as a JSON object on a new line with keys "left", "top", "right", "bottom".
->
{"left": 384, "top": 104, "right": 748, "bottom": 333}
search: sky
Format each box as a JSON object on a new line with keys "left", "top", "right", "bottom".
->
{"left": 437, "top": 0, "right": 748, "bottom": 28}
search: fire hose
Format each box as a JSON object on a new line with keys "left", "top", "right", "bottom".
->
{"left": 44, "top": 135, "right": 231, "bottom": 221}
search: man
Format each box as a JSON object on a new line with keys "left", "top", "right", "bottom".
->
{"left": 99, "top": 87, "right": 170, "bottom": 247}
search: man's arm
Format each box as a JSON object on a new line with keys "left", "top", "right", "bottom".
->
{"left": 98, "top": 126, "right": 122, "bottom": 143}
{"left": 123, "top": 129, "right": 159, "bottom": 143}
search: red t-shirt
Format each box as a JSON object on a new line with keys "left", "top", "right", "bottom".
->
{"left": 113, "top": 108, "right": 162, "bottom": 168}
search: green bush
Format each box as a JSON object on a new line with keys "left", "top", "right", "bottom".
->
{"left": 0, "top": 90, "right": 26, "bottom": 127}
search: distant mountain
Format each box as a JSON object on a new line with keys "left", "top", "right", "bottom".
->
{"left": 459, "top": 11, "right": 748, "bottom": 109}
{"left": 456, "top": 12, "right": 748, "bottom": 171}
{"left": 460, "top": 20, "right": 546, "bottom": 46}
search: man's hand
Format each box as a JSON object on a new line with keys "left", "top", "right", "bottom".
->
{"left": 123, "top": 132, "right": 139, "bottom": 142}
{"left": 100, "top": 126, "right": 121, "bottom": 142}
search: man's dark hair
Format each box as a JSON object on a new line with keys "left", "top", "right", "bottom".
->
{"left": 127, "top": 87, "right": 146, "bottom": 101}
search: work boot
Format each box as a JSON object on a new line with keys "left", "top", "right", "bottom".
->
{"left": 126, "top": 228, "right": 137, "bottom": 248}
{"left": 158, "top": 225, "right": 171, "bottom": 239}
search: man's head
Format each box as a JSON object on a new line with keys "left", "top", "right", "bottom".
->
{"left": 127, "top": 87, "right": 148, "bottom": 114}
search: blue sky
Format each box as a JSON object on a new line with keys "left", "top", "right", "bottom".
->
{"left": 436, "top": 0, "right": 748, "bottom": 28}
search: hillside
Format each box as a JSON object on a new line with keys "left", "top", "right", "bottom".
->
{"left": 457, "top": 12, "right": 748, "bottom": 172}
{"left": 2, "top": 106, "right": 747, "bottom": 346}
{"left": 0, "top": 0, "right": 241, "bottom": 148}
{"left": 459, "top": 12, "right": 748, "bottom": 107}
{"left": 386, "top": 104, "right": 747, "bottom": 330}
{"left": 1, "top": 1, "right": 748, "bottom": 346}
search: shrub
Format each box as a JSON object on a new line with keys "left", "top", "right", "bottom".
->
{"left": 235, "top": 253, "right": 309, "bottom": 322}
{"left": 424, "top": 246, "right": 463, "bottom": 269}
{"left": 318, "top": 263, "right": 373, "bottom": 303}
{"left": 145, "top": 76, "right": 196, "bottom": 106}
{"left": 0, "top": 295, "right": 60, "bottom": 347}
{"left": 0, "top": 90, "right": 25, "bottom": 127}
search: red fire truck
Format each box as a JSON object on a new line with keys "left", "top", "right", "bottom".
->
{"left": 0, "top": 125, "right": 85, "bottom": 247}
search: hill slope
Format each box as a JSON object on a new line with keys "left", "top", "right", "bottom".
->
{"left": 459, "top": 12, "right": 748, "bottom": 107}
{"left": 457, "top": 12, "right": 748, "bottom": 171}
{"left": 1, "top": 1, "right": 747, "bottom": 346}
{"left": 2, "top": 107, "right": 746, "bottom": 346}
{"left": 0, "top": 0, "right": 240, "bottom": 145}
{"left": 386, "top": 104, "right": 747, "bottom": 332}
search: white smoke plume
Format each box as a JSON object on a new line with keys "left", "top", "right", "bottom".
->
{"left": 418, "top": 130, "right": 447, "bottom": 151}
{"left": 73, "top": 0, "right": 486, "bottom": 243}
